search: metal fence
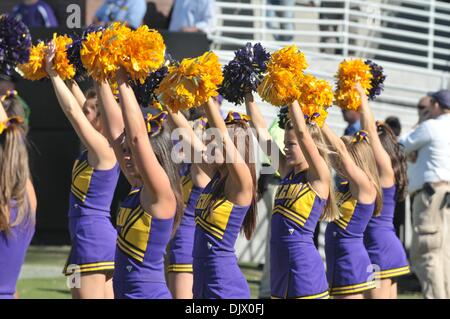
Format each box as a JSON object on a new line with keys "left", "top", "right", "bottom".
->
{"left": 211, "top": 0, "right": 450, "bottom": 106}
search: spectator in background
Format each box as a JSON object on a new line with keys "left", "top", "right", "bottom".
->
{"left": 94, "top": 0, "right": 147, "bottom": 30}
{"left": 342, "top": 109, "right": 361, "bottom": 135}
{"left": 169, "top": 0, "right": 215, "bottom": 34}
{"left": 385, "top": 116, "right": 402, "bottom": 137}
{"left": 11, "top": 0, "right": 58, "bottom": 28}
{"left": 266, "top": 0, "right": 296, "bottom": 42}
{"left": 398, "top": 90, "right": 450, "bottom": 299}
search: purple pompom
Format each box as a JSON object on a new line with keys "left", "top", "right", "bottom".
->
{"left": 365, "top": 60, "right": 386, "bottom": 100}
{"left": 219, "top": 42, "right": 270, "bottom": 105}
{"left": 66, "top": 25, "right": 105, "bottom": 82}
{"left": 131, "top": 65, "right": 168, "bottom": 108}
{"left": 0, "top": 14, "right": 32, "bottom": 77}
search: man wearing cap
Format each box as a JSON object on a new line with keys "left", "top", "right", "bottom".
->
{"left": 399, "top": 90, "right": 450, "bottom": 299}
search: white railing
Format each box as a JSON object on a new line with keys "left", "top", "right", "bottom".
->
{"left": 211, "top": 0, "right": 450, "bottom": 107}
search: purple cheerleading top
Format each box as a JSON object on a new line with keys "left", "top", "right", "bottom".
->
{"left": 272, "top": 169, "right": 327, "bottom": 242}
{"left": 332, "top": 181, "right": 375, "bottom": 238}
{"left": 0, "top": 203, "right": 35, "bottom": 299}
{"left": 366, "top": 185, "right": 396, "bottom": 230}
{"left": 114, "top": 187, "right": 174, "bottom": 284}
{"left": 68, "top": 151, "right": 120, "bottom": 218}
{"left": 168, "top": 164, "right": 204, "bottom": 272}
{"left": 193, "top": 172, "right": 250, "bottom": 258}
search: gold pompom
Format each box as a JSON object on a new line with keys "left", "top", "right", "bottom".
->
{"left": 18, "top": 42, "right": 47, "bottom": 81}
{"left": 122, "top": 26, "right": 166, "bottom": 84}
{"left": 80, "top": 22, "right": 132, "bottom": 81}
{"left": 297, "top": 74, "right": 333, "bottom": 117}
{"left": 335, "top": 59, "right": 373, "bottom": 110}
{"left": 156, "top": 51, "right": 223, "bottom": 112}
{"left": 258, "top": 45, "right": 308, "bottom": 106}
{"left": 53, "top": 33, "right": 76, "bottom": 80}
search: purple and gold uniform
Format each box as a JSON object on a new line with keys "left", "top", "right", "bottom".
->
{"left": 325, "top": 181, "right": 376, "bottom": 296}
{"left": 364, "top": 186, "right": 410, "bottom": 280}
{"left": 114, "top": 187, "right": 174, "bottom": 299}
{"left": 0, "top": 203, "right": 35, "bottom": 299}
{"left": 63, "top": 151, "right": 120, "bottom": 275}
{"left": 271, "top": 169, "right": 329, "bottom": 299}
{"left": 168, "top": 164, "right": 204, "bottom": 273}
{"left": 193, "top": 172, "right": 251, "bottom": 299}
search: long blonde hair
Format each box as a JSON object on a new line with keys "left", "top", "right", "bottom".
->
{"left": 285, "top": 121, "right": 339, "bottom": 221}
{"left": 0, "top": 124, "right": 31, "bottom": 233}
{"left": 341, "top": 135, "right": 382, "bottom": 216}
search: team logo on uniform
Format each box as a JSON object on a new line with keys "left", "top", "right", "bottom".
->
{"left": 126, "top": 265, "right": 132, "bottom": 272}
{"left": 288, "top": 228, "right": 294, "bottom": 235}
{"left": 207, "top": 242, "right": 213, "bottom": 250}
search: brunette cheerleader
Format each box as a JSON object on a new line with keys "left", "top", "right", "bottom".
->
{"left": 357, "top": 85, "right": 410, "bottom": 298}
{"left": 95, "top": 68, "right": 183, "bottom": 299}
{"left": 321, "top": 122, "right": 382, "bottom": 299}
{"left": 0, "top": 96, "right": 37, "bottom": 299}
{"left": 245, "top": 93, "right": 338, "bottom": 299}
{"left": 168, "top": 97, "right": 257, "bottom": 298}
{"left": 45, "top": 43, "right": 120, "bottom": 299}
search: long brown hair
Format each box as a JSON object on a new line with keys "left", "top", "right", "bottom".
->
{"left": 206, "top": 120, "right": 258, "bottom": 240}
{"left": 0, "top": 123, "right": 32, "bottom": 233}
{"left": 340, "top": 135, "right": 383, "bottom": 216}
{"left": 150, "top": 121, "right": 184, "bottom": 234}
{"left": 285, "top": 121, "right": 339, "bottom": 221}
{"left": 377, "top": 122, "right": 408, "bottom": 202}
{"left": 1, "top": 95, "right": 29, "bottom": 134}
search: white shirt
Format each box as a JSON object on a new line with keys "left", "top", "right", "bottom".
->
{"left": 169, "top": 0, "right": 215, "bottom": 34}
{"left": 399, "top": 113, "right": 450, "bottom": 194}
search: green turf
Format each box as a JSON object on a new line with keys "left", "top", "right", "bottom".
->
{"left": 17, "top": 246, "right": 423, "bottom": 299}
{"left": 17, "top": 278, "right": 70, "bottom": 299}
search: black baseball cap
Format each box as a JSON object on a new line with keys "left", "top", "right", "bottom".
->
{"left": 428, "top": 90, "right": 450, "bottom": 109}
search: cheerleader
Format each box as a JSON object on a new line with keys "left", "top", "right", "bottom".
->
{"left": 44, "top": 42, "right": 120, "bottom": 299}
{"left": 0, "top": 96, "right": 37, "bottom": 299}
{"left": 245, "top": 93, "right": 338, "bottom": 299}
{"left": 321, "top": 123, "right": 382, "bottom": 299}
{"left": 95, "top": 68, "right": 183, "bottom": 299}
{"left": 356, "top": 85, "right": 410, "bottom": 298}
{"left": 180, "top": 98, "right": 257, "bottom": 299}
{"left": 166, "top": 110, "right": 210, "bottom": 299}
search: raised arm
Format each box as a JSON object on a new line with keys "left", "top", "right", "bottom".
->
{"left": 321, "top": 123, "right": 374, "bottom": 202}
{"left": 116, "top": 69, "right": 175, "bottom": 215}
{"left": 244, "top": 92, "right": 288, "bottom": 176}
{"left": 288, "top": 101, "right": 330, "bottom": 198}
{"left": 44, "top": 42, "right": 114, "bottom": 169}
{"left": 66, "top": 80, "right": 86, "bottom": 108}
{"left": 204, "top": 97, "right": 253, "bottom": 205}
{"left": 356, "top": 84, "right": 394, "bottom": 188}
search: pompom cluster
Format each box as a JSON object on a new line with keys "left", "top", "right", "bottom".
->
{"left": 334, "top": 58, "right": 373, "bottom": 110}
{"left": 219, "top": 42, "right": 270, "bottom": 105}
{"left": 79, "top": 23, "right": 166, "bottom": 83}
{"left": 0, "top": 14, "right": 32, "bottom": 77}
{"left": 156, "top": 51, "right": 223, "bottom": 112}
{"left": 365, "top": 59, "right": 386, "bottom": 100}
{"left": 53, "top": 33, "right": 75, "bottom": 80}
{"left": 121, "top": 25, "right": 166, "bottom": 84}
{"left": 258, "top": 45, "right": 308, "bottom": 106}
{"left": 298, "top": 74, "right": 333, "bottom": 115}
{"left": 18, "top": 41, "right": 47, "bottom": 81}
{"left": 66, "top": 25, "right": 105, "bottom": 82}
{"left": 80, "top": 22, "right": 132, "bottom": 81}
